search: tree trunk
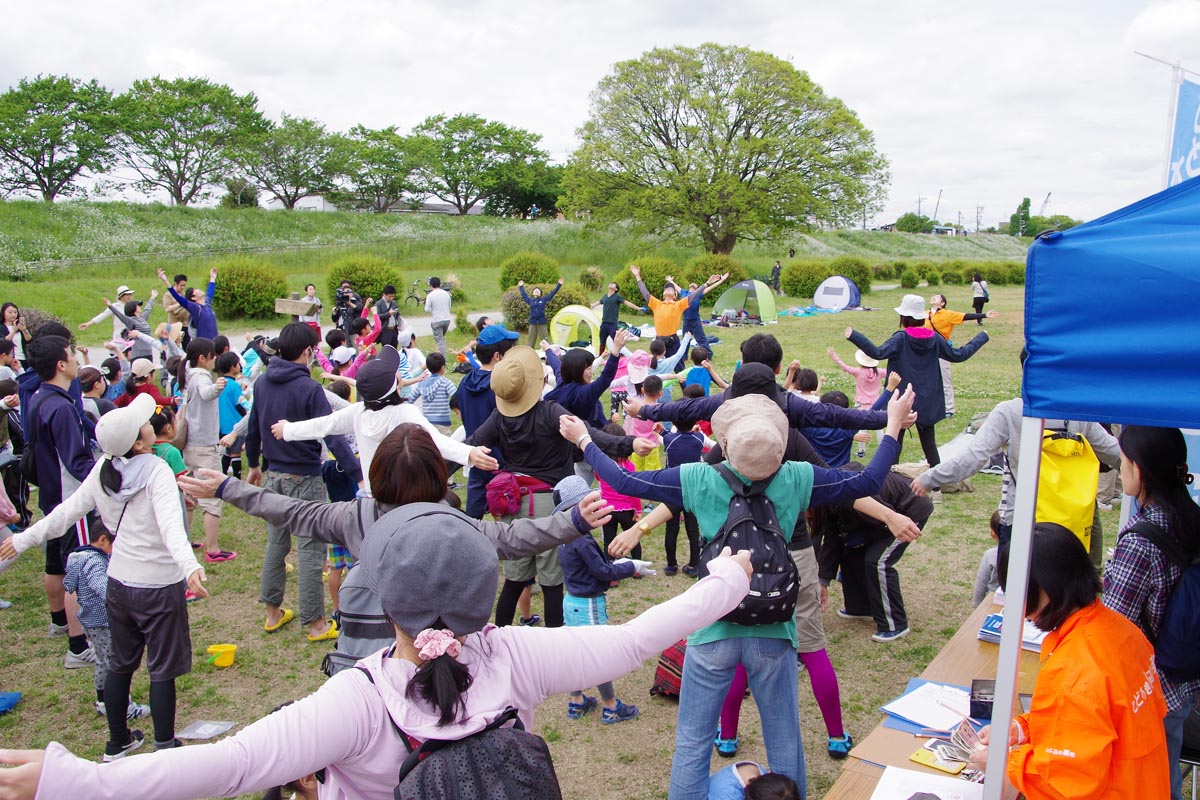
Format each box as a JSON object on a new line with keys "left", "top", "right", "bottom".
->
{"left": 41, "top": 191, "right": 56, "bottom": 203}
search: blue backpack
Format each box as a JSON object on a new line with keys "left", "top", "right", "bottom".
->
{"left": 1129, "top": 520, "right": 1200, "bottom": 681}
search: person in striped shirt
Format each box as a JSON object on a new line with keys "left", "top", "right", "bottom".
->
{"left": 419, "top": 352, "right": 457, "bottom": 435}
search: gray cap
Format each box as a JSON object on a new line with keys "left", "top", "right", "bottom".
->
{"left": 360, "top": 503, "right": 499, "bottom": 637}
{"left": 552, "top": 475, "right": 591, "bottom": 514}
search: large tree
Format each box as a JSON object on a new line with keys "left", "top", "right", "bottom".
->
{"left": 332, "top": 125, "right": 423, "bottom": 213}
{"left": 236, "top": 113, "right": 340, "bottom": 209}
{"left": 484, "top": 161, "right": 564, "bottom": 219}
{"left": 114, "top": 76, "right": 266, "bottom": 206}
{"left": 411, "top": 113, "right": 547, "bottom": 215}
{"left": 0, "top": 75, "right": 117, "bottom": 202}
{"left": 562, "top": 44, "right": 889, "bottom": 254}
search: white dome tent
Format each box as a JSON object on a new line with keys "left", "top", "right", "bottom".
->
{"left": 812, "top": 275, "right": 862, "bottom": 310}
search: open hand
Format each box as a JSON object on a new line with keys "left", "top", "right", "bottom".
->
{"left": 187, "top": 567, "right": 209, "bottom": 599}
{"left": 0, "top": 747, "right": 46, "bottom": 799}
{"left": 887, "top": 385, "right": 918, "bottom": 433}
{"left": 468, "top": 446, "right": 498, "bottom": 471}
{"left": 844, "top": 326, "right": 853, "bottom": 339}
{"left": 577, "top": 491, "right": 614, "bottom": 530}
{"left": 713, "top": 546, "right": 753, "bottom": 579}
{"left": 558, "top": 414, "right": 588, "bottom": 444}
{"left": 611, "top": 328, "right": 630, "bottom": 353}
{"left": 177, "top": 468, "right": 226, "bottom": 499}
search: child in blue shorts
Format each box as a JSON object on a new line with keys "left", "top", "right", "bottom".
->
{"left": 553, "top": 475, "right": 652, "bottom": 724}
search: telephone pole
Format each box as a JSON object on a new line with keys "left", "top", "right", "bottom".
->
{"left": 975, "top": 205, "right": 984, "bottom": 233}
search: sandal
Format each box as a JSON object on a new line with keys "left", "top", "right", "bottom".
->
{"left": 264, "top": 608, "right": 295, "bottom": 633}
{"left": 307, "top": 619, "right": 339, "bottom": 642}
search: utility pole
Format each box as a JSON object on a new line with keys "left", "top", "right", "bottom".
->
{"left": 931, "top": 189, "right": 943, "bottom": 223}
{"left": 917, "top": 196, "right": 927, "bottom": 216}
{"left": 975, "top": 205, "right": 984, "bottom": 233}
{"left": 957, "top": 210, "right": 963, "bottom": 230}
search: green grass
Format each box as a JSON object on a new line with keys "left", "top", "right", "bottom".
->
{"left": 0, "top": 253, "right": 1056, "bottom": 799}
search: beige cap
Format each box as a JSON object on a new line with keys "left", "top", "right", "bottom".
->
{"left": 130, "top": 358, "right": 156, "bottom": 378}
{"left": 710, "top": 394, "right": 788, "bottom": 481}
{"left": 490, "top": 346, "right": 544, "bottom": 416}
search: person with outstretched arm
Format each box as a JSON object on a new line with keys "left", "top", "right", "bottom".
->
{"left": 158, "top": 268, "right": 218, "bottom": 340}
{"left": 558, "top": 386, "right": 915, "bottom": 799}
{"left": 679, "top": 273, "right": 730, "bottom": 347}
{"left": 631, "top": 264, "right": 690, "bottom": 358}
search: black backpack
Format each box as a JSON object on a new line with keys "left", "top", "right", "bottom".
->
{"left": 19, "top": 393, "right": 46, "bottom": 487}
{"left": 1128, "top": 520, "right": 1200, "bottom": 681}
{"left": 697, "top": 464, "right": 800, "bottom": 626}
{"left": 356, "top": 668, "right": 562, "bottom": 800}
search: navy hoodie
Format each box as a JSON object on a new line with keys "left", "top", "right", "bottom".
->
{"left": 458, "top": 368, "right": 498, "bottom": 437}
{"left": 245, "top": 359, "right": 361, "bottom": 481}
{"left": 519, "top": 284, "right": 560, "bottom": 325}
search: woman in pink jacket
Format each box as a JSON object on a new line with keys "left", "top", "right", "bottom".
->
{"left": 0, "top": 499, "right": 753, "bottom": 800}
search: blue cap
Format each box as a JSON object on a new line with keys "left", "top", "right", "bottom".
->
{"left": 477, "top": 322, "right": 520, "bottom": 346}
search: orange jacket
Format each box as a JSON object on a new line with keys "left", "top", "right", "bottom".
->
{"left": 926, "top": 308, "right": 966, "bottom": 340}
{"left": 648, "top": 295, "right": 688, "bottom": 337}
{"left": 1007, "top": 600, "right": 1169, "bottom": 799}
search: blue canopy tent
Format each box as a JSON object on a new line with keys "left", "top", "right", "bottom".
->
{"left": 984, "top": 177, "right": 1200, "bottom": 798}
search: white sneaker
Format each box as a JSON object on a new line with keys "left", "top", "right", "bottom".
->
{"left": 64, "top": 647, "right": 97, "bottom": 669}
{"left": 930, "top": 490, "right": 943, "bottom": 505}
{"left": 48, "top": 622, "right": 69, "bottom": 637}
{"left": 94, "top": 701, "right": 152, "bottom": 720}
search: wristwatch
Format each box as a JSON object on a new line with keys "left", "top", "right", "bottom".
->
{"left": 637, "top": 521, "right": 652, "bottom": 536}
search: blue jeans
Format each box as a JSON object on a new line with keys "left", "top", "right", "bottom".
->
{"left": 1165, "top": 700, "right": 1191, "bottom": 800}
{"left": 682, "top": 318, "right": 708, "bottom": 348}
{"left": 668, "top": 636, "right": 805, "bottom": 799}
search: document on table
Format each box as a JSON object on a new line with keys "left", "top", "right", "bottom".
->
{"left": 868, "top": 765, "right": 984, "bottom": 800}
{"left": 881, "top": 682, "right": 970, "bottom": 732}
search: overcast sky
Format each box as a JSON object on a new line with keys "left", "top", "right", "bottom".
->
{"left": 5, "top": 0, "right": 1200, "bottom": 228}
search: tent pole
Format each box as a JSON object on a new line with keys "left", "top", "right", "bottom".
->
{"left": 982, "top": 415, "right": 1044, "bottom": 800}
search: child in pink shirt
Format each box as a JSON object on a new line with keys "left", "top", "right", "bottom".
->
{"left": 827, "top": 346, "right": 882, "bottom": 408}
{"left": 598, "top": 423, "right": 645, "bottom": 560}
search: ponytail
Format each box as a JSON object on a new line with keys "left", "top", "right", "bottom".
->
{"left": 99, "top": 452, "right": 132, "bottom": 496}
{"left": 404, "top": 619, "right": 473, "bottom": 726}
{"left": 124, "top": 375, "right": 140, "bottom": 396}
{"left": 179, "top": 338, "right": 216, "bottom": 395}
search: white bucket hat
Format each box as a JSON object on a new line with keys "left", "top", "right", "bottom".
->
{"left": 893, "top": 294, "right": 926, "bottom": 318}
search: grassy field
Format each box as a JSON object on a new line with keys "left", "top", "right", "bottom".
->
{"left": 0, "top": 277, "right": 1104, "bottom": 800}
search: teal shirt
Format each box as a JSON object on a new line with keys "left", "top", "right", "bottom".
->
{"left": 679, "top": 460, "right": 815, "bottom": 647}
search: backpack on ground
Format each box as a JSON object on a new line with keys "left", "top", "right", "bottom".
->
{"left": 1034, "top": 428, "right": 1099, "bottom": 550}
{"left": 357, "top": 665, "right": 563, "bottom": 800}
{"left": 696, "top": 464, "right": 800, "bottom": 626}
{"left": 649, "top": 639, "right": 687, "bottom": 699}
{"left": 485, "top": 471, "right": 550, "bottom": 518}
{"left": 1127, "top": 520, "right": 1200, "bottom": 682}
{"left": 320, "top": 504, "right": 392, "bottom": 677}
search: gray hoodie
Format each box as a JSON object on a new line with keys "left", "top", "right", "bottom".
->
{"left": 183, "top": 367, "right": 222, "bottom": 447}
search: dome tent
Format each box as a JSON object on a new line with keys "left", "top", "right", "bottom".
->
{"left": 549, "top": 304, "right": 602, "bottom": 350}
{"left": 712, "top": 279, "right": 777, "bottom": 322}
{"left": 812, "top": 275, "right": 861, "bottom": 310}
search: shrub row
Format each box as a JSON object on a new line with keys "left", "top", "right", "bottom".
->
{"left": 781, "top": 257, "right": 1024, "bottom": 300}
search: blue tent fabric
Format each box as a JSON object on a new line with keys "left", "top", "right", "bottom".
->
{"left": 1024, "top": 177, "right": 1200, "bottom": 429}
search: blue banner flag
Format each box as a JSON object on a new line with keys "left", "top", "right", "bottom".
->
{"left": 1167, "top": 78, "right": 1200, "bottom": 187}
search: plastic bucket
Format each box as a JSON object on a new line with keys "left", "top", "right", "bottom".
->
{"left": 206, "top": 643, "right": 238, "bottom": 668}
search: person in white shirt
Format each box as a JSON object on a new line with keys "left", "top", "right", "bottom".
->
{"left": 424, "top": 276, "right": 453, "bottom": 355}
{"left": 298, "top": 284, "right": 322, "bottom": 333}
{"left": 79, "top": 285, "right": 139, "bottom": 340}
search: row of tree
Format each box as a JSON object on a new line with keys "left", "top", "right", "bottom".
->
{"left": 0, "top": 45, "right": 891, "bottom": 254}
{"left": 0, "top": 75, "right": 560, "bottom": 216}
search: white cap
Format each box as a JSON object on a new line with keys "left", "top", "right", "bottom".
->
{"left": 95, "top": 393, "right": 154, "bottom": 457}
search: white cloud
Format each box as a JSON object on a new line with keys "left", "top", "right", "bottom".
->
{"left": 1, "top": 0, "right": 1192, "bottom": 228}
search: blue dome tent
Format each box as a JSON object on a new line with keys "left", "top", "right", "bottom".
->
{"left": 813, "top": 275, "right": 862, "bottom": 310}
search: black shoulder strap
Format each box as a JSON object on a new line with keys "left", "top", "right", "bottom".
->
{"left": 354, "top": 662, "right": 418, "bottom": 755}
{"left": 714, "top": 462, "right": 775, "bottom": 497}
{"left": 1128, "top": 520, "right": 1191, "bottom": 570}
{"left": 396, "top": 708, "right": 523, "bottom": 784}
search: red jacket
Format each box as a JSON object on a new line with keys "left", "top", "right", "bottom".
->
{"left": 1008, "top": 600, "right": 1169, "bottom": 799}
{"left": 114, "top": 381, "right": 174, "bottom": 409}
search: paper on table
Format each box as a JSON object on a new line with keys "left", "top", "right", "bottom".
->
{"left": 881, "top": 682, "right": 970, "bottom": 732}
{"left": 868, "top": 765, "right": 984, "bottom": 800}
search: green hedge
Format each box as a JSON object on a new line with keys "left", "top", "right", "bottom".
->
{"left": 780, "top": 261, "right": 829, "bottom": 299}
{"left": 899, "top": 268, "right": 920, "bottom": 289}
{"left": 684, "top": 254, "right": 748, "bottom": 306}
{"left": 499, "top": 251, "right": 559, "bottom": 290}
{"left": 325, "top": 254, "right": 404, "bottom": 301}
{"left": 212, "top": 256, "right": 287, "bottom": 318}
{"left": 579, "top": 266, "right": 605, "bottom": 292}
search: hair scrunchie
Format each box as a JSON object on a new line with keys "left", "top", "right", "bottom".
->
{"left": 413, "top": 628, "right": 462, "bottom": 662}
{"left": 1178, "top": 464, "right": 1194, "bottom": 486}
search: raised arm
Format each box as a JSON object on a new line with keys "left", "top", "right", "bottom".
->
{"left": 784, "top": 393, "right": 890, "bottom": 430}
{"left": 543, "top": 279, "right": 562, "bottom": 301}
{"left": 939, "top": 330, "right": 989, "bottom": 363}
{"left": 577, "top": 436, "right": 683, "bottom": 507}
{"left": 846, "top": 329, "right": 899, "bottom": 362}
{"left": 518, "top": 283, "right": 532, "bottom": 304}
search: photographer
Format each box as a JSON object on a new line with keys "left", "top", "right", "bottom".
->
{"left": 331, "top": 281, "right": 362, "bottom": 337}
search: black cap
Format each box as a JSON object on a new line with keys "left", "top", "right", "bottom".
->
{"left": 356, "top": 346, "right": 402, "bottom": 403}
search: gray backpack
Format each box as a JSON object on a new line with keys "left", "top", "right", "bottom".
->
{"left": 321, "top": 505, "right": 394, "bottom": 677}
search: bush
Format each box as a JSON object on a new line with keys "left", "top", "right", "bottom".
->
{"left": 781, "top": 261, "right": 830, "bottom": 299}
{"left": 926, "top": 271, "right": 942, "bottom": 287}
{"left": 912, "top": 261, "right": 936, "bottom": 279}
{"left": 21, "top": 308, "right": 67, "bottom": 339}
{"left": 325, "top": 254, "right": 404, "bottom": 301}
{"left": 612, "top": 256, "right": 682, "bottom": 304}
{"left": 685, "top": 254, "right": 748, "bottom": 306}
{"left": 1005, "top": 261, "right": 1026, "bottom": 284}
{"left": 498, "top": 251, "right": 559, "bottom": 290}
{"left": 899, "top": 268, "right": 920, "bottom": 289}
{"left": 872, "top": 263, "right": 893, "bottom": 280}
{"left": 455, "top": 309, "right": 473, "bottom": 336}
{"left": 500, "top": 283, "right": 589, "bottom": 333}
{"left": 828, "top": 256, "right": 872, "bottom": 294}
{"left": 942, "top": 269, "right": 964, "bottom": 285}
{"left": 211, "top": 256, "right": 287, "bottom": 319}
{"left": 437, "top": 273, "right": 468, "bottom": 304}
{"left": 579, "top": 266, "right": 605, "bottom": 292}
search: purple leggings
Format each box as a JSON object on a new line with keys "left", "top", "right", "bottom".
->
{"left": 719, "top": 649, "right": 844, "bottom": 738}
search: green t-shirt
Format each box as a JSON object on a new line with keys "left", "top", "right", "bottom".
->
{"left": 153, "top": 441, "right": 188, "bottom": 476}
{"left": 679, "top": 460, "right": 815, "bottom": 648}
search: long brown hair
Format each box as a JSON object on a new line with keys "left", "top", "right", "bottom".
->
{"left": 369, "top": 424, "right": 448, "bottom": 505}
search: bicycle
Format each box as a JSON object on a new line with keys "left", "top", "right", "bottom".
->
{"left": 404, "top": 278, "right": 429, "bottom": 306}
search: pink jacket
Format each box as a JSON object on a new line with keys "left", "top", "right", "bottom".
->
{"left": 599, "top": 459, "right": 643, "bottom": 513}
{"left": 828, "top": 351, "right": 882, "bottom": 408}
{"left": 33, "top": 560, "right": 749, "bottom": 800}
